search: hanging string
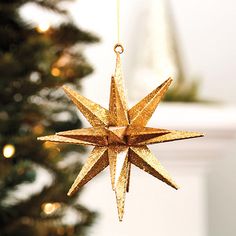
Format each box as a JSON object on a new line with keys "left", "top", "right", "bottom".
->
{"left": 117, "top": 0, "right": 120, "bottom": 43}
{"left": 114, "top": 0, "right": 124, "bottom": 54}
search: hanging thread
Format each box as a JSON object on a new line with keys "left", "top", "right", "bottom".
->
{"left": 114, "top": 0, "right": 124, "bottom": 54}
{"left": 117, "top": 0, "right": 120, "bottom": 43}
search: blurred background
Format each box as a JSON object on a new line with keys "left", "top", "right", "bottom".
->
{"left": 0, "top": 0, "right": 236, "bottom": 236}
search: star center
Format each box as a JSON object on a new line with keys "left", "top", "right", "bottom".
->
{"left": 107, "top": 126, "right": 127, "bottom": 145}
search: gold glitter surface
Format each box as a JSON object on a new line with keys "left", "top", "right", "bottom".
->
{"left": 128, "top": 78, "right": 172, "bottom": 127}
{"left": 108, "top": 146, "right": 118, "bottom": 190}
{"left": 126, "top": 161, "right": 131, "bottom": 193}
{"left": 109, "top": 77, "right": 129, "bottom": 126}
{"left": 38, "top": 134, "right": 97, "bottom": 146}
{"left": 129, "top": 146, "right": 179, "bottom": 190}
{"left": 115, "top": 152, "right": 129, "bottom": 222}
{"left": 38, "top": 51, "right": 203, "bottom": 221}
{"left": 57, "top": 127, "right": 108, "bottom": 146}
{"left": 67, "top": 147, "right": 109, "bottom": 196}
{"left": 63, "top": 86, "right": 109, "bottom": 127}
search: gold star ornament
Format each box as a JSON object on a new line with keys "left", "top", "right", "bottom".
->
{"left": 38, "top": 45, "right": 203, "bottom": 221}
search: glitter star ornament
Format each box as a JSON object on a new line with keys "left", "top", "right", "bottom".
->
{"left": 38, "top": 45, "right": 203, "bottom": 221}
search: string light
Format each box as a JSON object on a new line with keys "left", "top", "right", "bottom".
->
{"left": 57, "top": 227, "right": 65, "bottom": 235}
{"left": 36, "top": 22, "right": 50, "bottom": 33}
{"left": 51, "top": 67, "right": 61, "bottom": 77}
{"left": 43, "top": 142, "right": 56, "bottom": 149}
{"left": 42, "top": 202, "right": 61, "bottom": 215}
{"left": 33, "top": 124, "right": 44, "bottom": 135}
{"left": 3, "top": 144, "right": 15, "bottom": 158}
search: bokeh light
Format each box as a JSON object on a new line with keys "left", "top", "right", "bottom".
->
{"left": 36, "top": 22, "right": 50, "bottom": 33}
{"left": 42, "top": 202, "right": 61, "bottom": 215}
{"left": 3, "top": 144, "right": 15, "bottom": 158}
{"left": 51, "top": 67, "right": 61, "bottom": 77}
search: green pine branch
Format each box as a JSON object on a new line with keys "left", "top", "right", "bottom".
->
{"left": 0, "top": 0, "right": 98, "bottom": 235}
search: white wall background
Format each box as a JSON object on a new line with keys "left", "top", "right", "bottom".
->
{"left": 208, "top": 140, "right": 236, "bottom": 236}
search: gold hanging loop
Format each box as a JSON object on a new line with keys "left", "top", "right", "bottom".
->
{"left": 114, "top": 43, "right": 124, "bottom": 54}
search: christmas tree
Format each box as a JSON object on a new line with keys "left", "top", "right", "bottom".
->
{"left": 0, "top": 1, "right": 98, "bottom": 235}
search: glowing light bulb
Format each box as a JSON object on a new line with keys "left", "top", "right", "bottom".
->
{"left": 42, "top": 202, "right": 61, "bottom": 215}
{"left": 3, "top": 144, "right": 15, "bottom": 158}
{"left": 43, "top": 142, "right": 56, "bottom": 149}
{"left": 36, "top": 22, "right": 50, "bottom": 33}
{"left": 33, "top": 124, "right": 44, "bottom": 135}
{"left": 43, "top": 203, "right": 54, "bottom": 214}
{"left": 51, "top": 67, "right": 61, "bottom": 77}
